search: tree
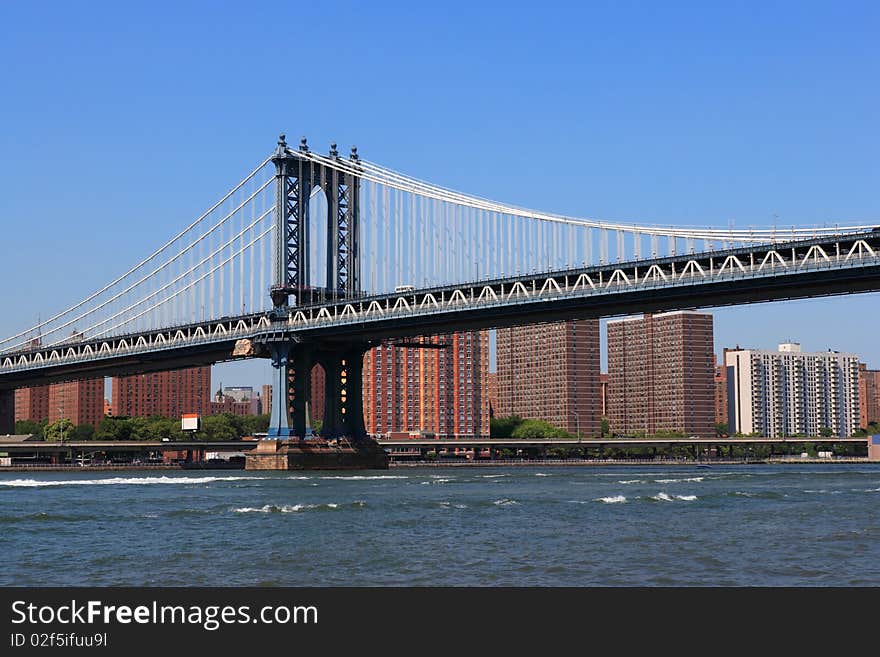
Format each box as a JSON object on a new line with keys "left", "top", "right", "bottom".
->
{"left": 511, "top": 419, "right": 571, "bottom": 440}
{"left": 71, "top": 424, "right": 95, "bottom": 441}
{"left": 89, "top": 412, "right": 271, "bottom": 441}
{"left": 45, "top": 419, "right": 74, "bottom": 442}
{"left": 819, "top": 427, "right": 833, "bottom": 438}
{"left": 600, "top": 417, "right": 610, "bottom": 437}
{"left": 14, "top": 419, "right": 44, "bottom": 437}
{"left": 126, "top": 417, "right": 155, "bottom": 441}
{"left": 491, "top": 415, "right": 523, "bottom": 438}
{"left": 96, "top": 416, "right": 129, "bottom": 440}
{"left": 715, "top": 423, "right": 728, "bottom": 437}
{"left": 196, "top": 414, "right": 238, "bottom": 441}
{"left": 241, "top": 414, "right": 270, "bottom": 436}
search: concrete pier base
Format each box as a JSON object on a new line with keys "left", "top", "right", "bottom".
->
{"left": 245, "top": 438, "right": 389, "bottom": 470}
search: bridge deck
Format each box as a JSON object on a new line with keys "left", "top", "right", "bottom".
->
{"left": 1, "top": 231, "right": 879, "bottom": 389}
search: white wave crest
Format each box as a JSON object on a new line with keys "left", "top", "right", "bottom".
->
{"left": 0, "top": 475, "right": 267, "bottom": 488}
{"left": 482, "top": 474, "right": 508, "bottom": 479}
{"left": 421, "top": 479, "right": 452, "bottom": 485}
{"left": 595, "top": 495, "right": 627, "bottom": 504}
{"left": 651, "top": 492, "right": 697, "bottom": 501}
{"left": 618, "top": 479, "right": 645, "bottom": 484}
{"left": 232, "top": 504, "right": 310, "bottom": 513}
{"left": 318, "top": 475, "right": 408, "bottom": 480}
{"left": 231, "top": 502, "right": 345, "bottom": 513}
{"left": 493, "top": 498, "right": 519, "bottom": 506}
{"left": 654, "top": 477, "right": 704, "bottom": 484}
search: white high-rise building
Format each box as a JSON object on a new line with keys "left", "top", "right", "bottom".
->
{"left": 725, "top": 343, "right": 860, "bottom": 438}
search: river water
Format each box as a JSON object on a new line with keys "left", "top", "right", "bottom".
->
{"left": 3, "top": 464, "right": 879, "bottom": 586}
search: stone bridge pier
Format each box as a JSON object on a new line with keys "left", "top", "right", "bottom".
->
{"left": 249, "top": 338, "right": 386, "bottom": 470}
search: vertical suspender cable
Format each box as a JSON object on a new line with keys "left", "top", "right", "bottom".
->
{"left": 370, "top": 180, "right": 378, "bottom": 294}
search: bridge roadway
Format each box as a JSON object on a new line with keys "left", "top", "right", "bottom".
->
{"left": 1, "top": 230, "right": 878, "bottom": 392}
{"left": 0, "top": 437, "right": 869, "bottom": 454}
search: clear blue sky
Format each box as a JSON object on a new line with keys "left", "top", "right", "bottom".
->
{"left": 1, "top": 1, "right": 878, "bottom": 393}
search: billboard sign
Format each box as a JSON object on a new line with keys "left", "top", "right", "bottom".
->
{"left": 181, "top": 414, "right": 201, "bottom": 432}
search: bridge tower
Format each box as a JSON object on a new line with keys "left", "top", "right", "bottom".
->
{"left": 269, "top": 134, "right": 361, "bottom": 308}
{"left": 265, "top": 135, "right": 368, "bottom": 444}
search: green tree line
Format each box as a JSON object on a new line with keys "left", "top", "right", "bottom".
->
{"left": 15, "top": 414, "right": 270, "bottom": 442}
{"left": 490, "top": 415, "right": 575, "bottom": 440}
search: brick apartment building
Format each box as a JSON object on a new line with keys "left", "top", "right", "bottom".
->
{"left": 14, "top": 385, "right": 50, "bottom": 423}
{"left": 714, "top": 351, "right": 731, "bottom": 432}
{"left": 607, "top": 311, "right": 715, "bottom": 438}
{"left": 486, "top": 372, "right": 498, "bottom": 418}
{"left": 112, "top": 366, "right": 211, "bottom": 418}
{"left": 496, "top": 320, "right": 601, "bottom": 437}
{"left": 362, "top": 331, "right": 490, "bottom": 438}
{"left": 262, "top": 384, "right": 273, "bottom": 416}
{"left": 309, "top": 366, "right": 326, "bottom": 425}
{"left": 48, "top": 379, "right": 105, "bottom": 428}
{"left": 859, "top": 363, "right": 880, "bottom": 428}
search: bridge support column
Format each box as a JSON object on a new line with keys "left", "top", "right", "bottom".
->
{"left": 267, "top": 343, "right": 294, "bottom": 438}
{"left": 320, "top": 345, "right": 367, "bottom": 442}
{"left": 0, "top": 389, "right": 13, "bottom": 435}
{"left": 289, "top": 349, "right": 315, "bottom": 439}
{"left": 267, "top": 343, "right": 315, "bottom": 439}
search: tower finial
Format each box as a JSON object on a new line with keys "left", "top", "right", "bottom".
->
{"left": 274, "top": 134, "right": 289, "bottom": 157}
{"left": 329, "top": 142, "right": 338, "bottom": 158}
{"left": 350, "top": 145, "right": 359, "bottom": 161}
{"left": 299, "top": 136, "right": 309, "bottom": 152}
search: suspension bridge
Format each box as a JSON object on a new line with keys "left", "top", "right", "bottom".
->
{"left": 1, "top": 135, "right": 878, "bottom": 442}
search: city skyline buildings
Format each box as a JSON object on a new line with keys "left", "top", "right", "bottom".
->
{"left": 206, "top": 307, "right": 880, "bottom": 395}
{"left": 10, "top": 319, "right": 879, "bottom": 439}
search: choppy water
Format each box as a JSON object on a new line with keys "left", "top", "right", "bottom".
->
{"left": 3, "top": 464, "right": 880, "bottom": 586}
